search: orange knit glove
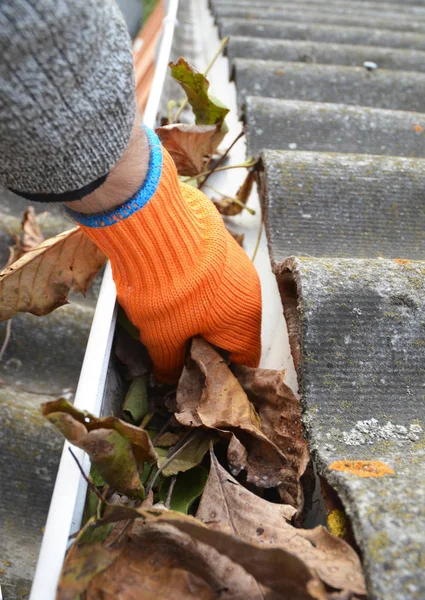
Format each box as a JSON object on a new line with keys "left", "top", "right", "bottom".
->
{"left": 67, "top": 127, "right": 262, "bottom": 382}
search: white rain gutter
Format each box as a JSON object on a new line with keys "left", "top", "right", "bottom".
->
{"left": 29, "top": 3, "right": 179, "bottom": 598}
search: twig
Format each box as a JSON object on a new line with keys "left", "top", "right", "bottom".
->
{"left": 173, "top": 37, "right": 229, "bottom": 123}
{"left": 185, "top": 157, "right": 256, "bottom": 184}
{"left": 204, "top": 36, "right": 229, "bottom": 77}
{"left": 0, "top": 319, "right": 12, "bottom": 363}
{"left": 69, "top": 447, "right": 106, "bottom": 505}
{"left": 200, "top": 130, "right": 245, "bottom": 189}
{"left": 165, "top": 475, "right": 177, "bottom": 509}
{"left": 251, "top": 218, "right": 263, "bottom": 263}
{"left": 146, "top": 430, "right": 196, "bottom": 494}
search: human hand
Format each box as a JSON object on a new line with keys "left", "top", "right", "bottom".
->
{"left": 67, "top": 127, "right": 262, "bottom": 382}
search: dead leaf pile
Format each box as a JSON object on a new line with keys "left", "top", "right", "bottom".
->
{"left": 42, "top": 335, "right": 366, "bottom": 600}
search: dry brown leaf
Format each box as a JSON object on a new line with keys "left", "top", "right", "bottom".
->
{"left": 156, "top": 123, "right": 226, "bottom": 176}
{"left": 0, "top": 227, "right": 106, "bottom": 321}
{"left": 196, "top": 449, "right": 366, "bottom": 596}
{"left": 153, "top": 514, "right": 324, "bottom": 600}
{"left": 214, "top": 170, "right": 256, "bottom": 216}
{"left": 83, "top": 522, "right": 263, "bottom": 600}
{"left": 22, "top": 206, "right": 44, "bottom": 252}
{"left": 63, "top": 507, "right": 323, "bottom": 600}
{"left": 174, "top": 337, "right": 288, "bottom": 488}
{"left": 234, "top": 365, "right": 310, "bottom": 508}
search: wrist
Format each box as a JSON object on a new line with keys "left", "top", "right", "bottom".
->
{"left": 64, "top": 115, "right": 150, "bottom": 215}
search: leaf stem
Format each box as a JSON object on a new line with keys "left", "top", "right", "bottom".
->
{"left": 185, "top": 158, "right": 257, "bottom": 184}
{"left": 140, "top": 413, "right": 153, "bottom": 430}
{"left": 204, "top": 36, "right": 229, "bottom": 77}
{"left": 173, "top": 37, "right": 229, "bottom": 123}
{"left": 251, "top": 217, "right": 263, "bottom": 263}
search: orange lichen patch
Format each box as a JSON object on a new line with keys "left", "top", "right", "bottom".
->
{"left": 275, "top": 69, "right": 285, "bottom": 76}
{"left": 392, "top": 258, "right": 410, "bottom": 265}
{"left": 329, "top": 460, "right": 394, "bottom": 478}
{"left": 414, "top": 124, "right": 424, "bottom": 133}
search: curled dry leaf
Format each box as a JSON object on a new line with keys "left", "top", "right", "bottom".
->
{"left": 0, "top": 227, "right": 106, "bottom": 322}
{"left": 174, "top": 337, "right": 288, "bottom": 489}
{"left": 60, "top": 507, "right": 324, "bottom": 600}
{"left": 41, "top": 399, "right": 157, "bottom": 498}
{"left": 196, "top": 449, "right": 366, "bottom": 596}
{"left": 156, "top": 123, "right": 226, "bottom": 176}
{"left": 234, "top": 365, "right": 310, "bottom": 508}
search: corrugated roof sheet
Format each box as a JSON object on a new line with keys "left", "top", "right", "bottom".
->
{"left": 209, "top": 0, "right": 425, "bottom": 597}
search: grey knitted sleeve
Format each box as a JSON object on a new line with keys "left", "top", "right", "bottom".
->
{"left": 0, "top": 0, "right": 136, "bottom": 197}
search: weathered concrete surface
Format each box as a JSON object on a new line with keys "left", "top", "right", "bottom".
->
{"left": 259, "top": 150, "right": 425, "bottom": 263}
{"left": 246, "top": 98, "right": 425, "bottom": 157}
{"left": 214, "top": 5, "right": 425, "bottom": 33}
{"left": 218, "top": 19, "right": 425, "bottom": 51}
{"left": 0, "top": 187, "right": 97, "bottom": 597}
{"left": 275, "top": 257, "right": 425, "bottom": 600}
{"left": 0, "top": 386, "right": 63, "bottom": 599}
{"left": 234, "top": 59, "right": 425, "bottom": 113}
{"left": 227, "top": 37, "right": 425, "bottom": 73}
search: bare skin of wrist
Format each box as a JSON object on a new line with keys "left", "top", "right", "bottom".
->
{"left": 64, "top": 114, "right": 150, "bottom": 215}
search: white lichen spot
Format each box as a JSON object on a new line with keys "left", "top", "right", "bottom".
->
{"left": 342, "top": 418, "right": 419, "bottom": 446}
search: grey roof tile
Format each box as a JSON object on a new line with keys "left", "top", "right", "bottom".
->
{"left": 210, "top": 0, "right": 425, "bottom": 595}
{"left": 234, "top": 59, "right": 425, "bottom": 113}
{"left": 246, "top": 97, "right": 425, "bottom": 157}
{"left": 260, "top": 150, "right": 425, "bottom": 264}
{"left": 218, "top": 18, "right": 425, "bottom": 50}
{"left": 227, "top": 36, "right": 425, "bottom": 73}
{"left": 275, "top": 256, "right": 425, "bottom": 599}
{"left": 215, "top": 6, "right": 425, "bottom": 33}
